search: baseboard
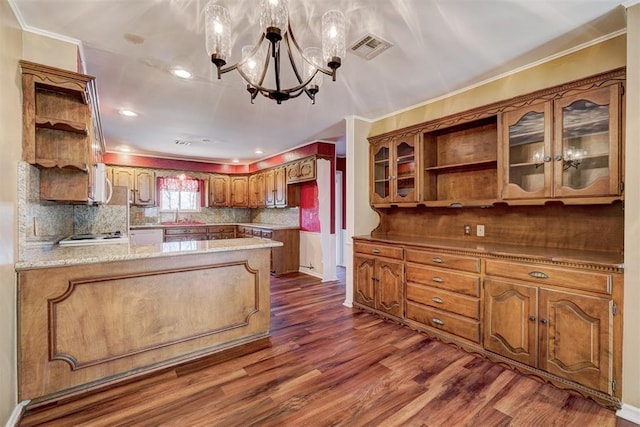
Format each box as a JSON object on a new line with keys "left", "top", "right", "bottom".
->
{"left": 299, "top": 267, "right": 322, "bottom": 279}
{"left": 342, "top": 300, "right": 353, "bottom": 308}
{"left": 617, "top": 403, "right": 640, "bottom": 424}
{"left": 5, "top": 400, "right": 29, "bottom": 427}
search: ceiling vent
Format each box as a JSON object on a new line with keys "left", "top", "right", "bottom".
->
{"left": 349, "top": 33, "right": 393, "bottom": 60}
{"left": 174, "top": 139, "right": 191, "bottom": 146}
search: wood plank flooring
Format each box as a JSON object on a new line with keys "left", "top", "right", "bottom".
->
{"left": 19, "top": 269, "right": 636, "bottom": 426}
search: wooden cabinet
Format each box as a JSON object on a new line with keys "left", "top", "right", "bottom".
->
{"left": 207, "top": 225, "right": 236, "bottom": 239}
{"left": 209, "top": 174, "right": 230, "bottom": 207}
{"left": 274, "top": 166, "right": 288, "bottom": 207}
{"left": 404, "top": 248, "right": 482, "bottom": 344}
{"left": 422, "top": 117, "right": 498, "bottom": 206}
{"left": 20, "top": 60, "right": 102, "bottom": 203}
{"left": 484, "top": 259, "right": 620, "bottom": 395}
{"left": 236, "top": 225, "right": 299, "bottom": 274}
{"left": 286, "top": 156, "right": 316, "bottom": 184}
{"left": 229, "top": 176, "right": 249, "bottom": 207}
{"left": 370, "top": 133, "right": 420, "bottom": 206}
{"left": 248, "top": 173, "right": 266, "bottom": 208}
{"left": 164, "top": 227, "right": 208, "bottom": 242}
{"left": 499, "top": 84, "right": 622, "bottom": 201}
{"left": 109, "top": 167, "right": 155, "bottom": 206}
{"left": 353, "top": 242, "right": 404, "bottom": 318}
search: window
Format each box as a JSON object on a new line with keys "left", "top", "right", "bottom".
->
{"left": 158, "top": 176, "right": 204, "bottom": 212}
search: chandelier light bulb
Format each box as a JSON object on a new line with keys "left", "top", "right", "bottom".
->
{"left": 205, "top": 3, "right": 231, "bottom": 69}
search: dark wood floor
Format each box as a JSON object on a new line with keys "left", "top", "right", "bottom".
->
{"left": 20, "top": 268, "right": 636, "bottom": 426}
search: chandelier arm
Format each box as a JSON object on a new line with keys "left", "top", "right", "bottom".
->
{"left": 286, "top": 21, "right": 335, "bottom": 77}
{"left": 282, "top": 33, "right": 318, "bottom": 103}
{"left": 217, "top": 33, "right": 268, "bottom": 76}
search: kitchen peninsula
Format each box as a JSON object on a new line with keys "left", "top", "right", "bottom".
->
{"left": 15, "top": 237, "right": 281, "bottom": 403}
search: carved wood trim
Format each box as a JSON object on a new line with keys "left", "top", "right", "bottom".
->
{"left": 47, "top": 261, "right": 260, "bottom": 370}
{"left": 368, "top": 68, "right": 626, "bottom": 145}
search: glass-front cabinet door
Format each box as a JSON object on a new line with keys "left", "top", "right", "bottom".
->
{"left": 393, "top": 137, "right": 417, "bottom": 202}
{"left": 553, "top": 84, "right": 621, "bottom": 198}
{"left": 370, "top": 135, "right": 419, "bottom": 205}
{"left": 500, "top": 102, "right": 553, "bottom": 199}
{"left": 371, "top": 142, "right": 391, "bottom": 204}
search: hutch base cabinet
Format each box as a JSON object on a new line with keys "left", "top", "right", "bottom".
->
{"left": 352, "top": 236, "right": 623, "bottom": 409}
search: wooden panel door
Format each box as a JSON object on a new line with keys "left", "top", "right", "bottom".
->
{"left": 274, "top": 166, "right": 287, "bottom": 207}
{"left": 484, "top": 278, "right": 538, "bottom": 366}
{"left": 209, "top": 174, "right": 230, "bottom": 207}
{"left": 354, "top": 255, "right": 375, "bottom": 309}
{"left": 553, "top": 84, "right": 621, "bottom": 198}
{"left": 248, "top": 174, "right": 259, "bottom": 208}
{"left": 134, "top": 169, "right": 155, "bottom": 206}
{"left": 499, "top": 102, "right": 553, "bottom": 199}
{"left": 265, "top": 169, "right": 276, "bottom": 207}
{"left": 376, "top": 258, "right": 404, "bottom": 318}
{"left": 111, "top": 167, "right": 134, "bottom": 203}
{"left": 230, "top": 176, "right": 249, "bottom": 207}
{"left": 539, "top": 289, "right": 613, "bottom": 394}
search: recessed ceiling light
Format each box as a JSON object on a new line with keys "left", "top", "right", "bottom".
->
{"left": 118, "top": 108, "right": 138, "bottom": 117}
{"left": 119, "top": 146, "right": 131, "bottom": 152}
{"left": 255, "top": 149, "right": 264, "bottom": 155}
{"left": 232, "top": 159, "right": 240, "bottom": 163}
{"left": 172, "top": 68, "right": 192, "bottom": 79}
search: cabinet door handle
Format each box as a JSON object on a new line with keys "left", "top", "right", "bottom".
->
{"left": 431, "top": 276, "right": 444, "bottom": 283}
{"left": 372, "top": 277, "right": 380, "bottom": 282}
{"left": 372, "top": 249, "right": 381, "bottom": 254}
{"left": 431, "top": 318, "right": 445, "bottom": 326}
{"left": 528, "top": 271, "right": 549, "bottom": 279}
{"left": 540, "top": 318, "right": 548, "bottom": 324}
{"left": 432, "top": 296, "right": 444, "bottom": 304}
{"left": 528, "top": 315, "right": 536, "bottom": 322}
{"left": 554, "top": 154, "right": 562, "bottom": 161}
{"left": 432, "top": 257, "right": 444, "bottom": 264}
{"left": 543, "top": 155, "right": 551, "bottom": 163}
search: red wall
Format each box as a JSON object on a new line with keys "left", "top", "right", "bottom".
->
{"left": 299, "top": 182, "right": 320, "bottom": 232}
{"left": 336, "top": 157, "right": 346, "bottom": 230}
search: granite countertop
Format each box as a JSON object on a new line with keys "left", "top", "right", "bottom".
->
{"left": 16, "top": 238, "right": 282, "bottom": 270}
{"left": 130, "top": 222, "right": 299, "bottom": 230}
{"left": 354, "top": 234, "right": 624, "bottom": 270}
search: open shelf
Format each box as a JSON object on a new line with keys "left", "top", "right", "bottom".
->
{"left": 425, "top": 159, "right": 497, "bottom": 173}
{"left": 35, "top": 116, "right": 87, "bottom": 134}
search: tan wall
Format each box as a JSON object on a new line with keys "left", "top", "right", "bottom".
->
{"left": 370, "top": 35, "right": 626, "bottom": 137}
{"left": 0, "top": 4, "right": 79, "bottom": 422}
{"left": 624, "top": 4, "right": 640, "bottom": 410}
{"left": 0, "top": 0, "right": 23, "bottom": 423}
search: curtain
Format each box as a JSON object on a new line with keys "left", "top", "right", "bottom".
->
{"left": 157, "top": 176, "right": 200, "bottom": 192}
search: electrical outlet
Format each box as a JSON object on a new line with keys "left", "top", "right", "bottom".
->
{"left": 464, "top": 225, "right": 471, "bottom": 235}
{"left": 477, "top": 224, "right": 485, "bottom": 237}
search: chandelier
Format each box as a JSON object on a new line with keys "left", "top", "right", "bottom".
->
{"left": 205, "top": 0, "right": 346, "bottom": 104}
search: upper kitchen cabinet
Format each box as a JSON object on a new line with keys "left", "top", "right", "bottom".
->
{"left": 499, "top": 83, "right": 623, "bottom": 202}
{"left": 422, "top": 117, "right": 498, "bottom": 207}
{"left": 286, "top": 156, "right": 316, "bottom": 184}
{"left": 229, "top": 175, "right": 249, "bottom": 207}
{"left": 209, "top": 174, "right": 230, "bottom": 207}
{"left": 370, "top": 132, "right": 420, "bottom": 206}
{"left": 20, "top": 60, "right": 104, "bottom": 203}
{"left": 109, "top": 166, "right": 155, "bottom": 206}
{"left": 248, "top": 172, "right": 266, "bottom": 208}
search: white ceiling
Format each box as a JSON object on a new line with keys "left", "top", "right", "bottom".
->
{"left": 12, "top": 0, "right": 626, "bottom": 164}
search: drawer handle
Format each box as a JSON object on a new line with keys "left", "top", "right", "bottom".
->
{"left": 432, "top": 257, "right": 444, "bottom": 264}
{"left": 432, "top": 317, "right": 445, "bottom": 326}
{"left": 431, "top": 276, "right": 444, "bottom": 283}
{"left": 528, "top": 315, "right": 536, "bottom": 322}
{"left": 540, "top": 318, "right": 548, "bottom": 325}
{"left": 528, "top": 271, "right": 549, "bottom": 279}
{"left": 431, "top": 296, "right": 444, "bottom": 304}
{"left": 372, "top": 249, "right": 381, "bottom": 254}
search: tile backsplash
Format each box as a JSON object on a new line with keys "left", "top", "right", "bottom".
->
{"left": 129, "top": 206, "right": 299, "bottom": 227}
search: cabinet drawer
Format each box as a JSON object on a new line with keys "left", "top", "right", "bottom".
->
{"left": 261, "top": 230, "right": 273, "bottom": 239}
{"left": 164, "top": 234, "right": 207, "bottom": 242}
{"left": 405, "top": 249, "right": 480, "bottom": 273}
{"left": 406, "top": 302, "right": 481, "bottom": 344}
{"left": 164, "top": 227, "right": 208, "bottom": 235}
{"left": 406, "top": 283, "right": 480, "bottom": 320}
{"left": 485, "top": 259, "right": 612, "bottom": 294}
{"left": 208, "top": 226, "right": 235, "bottom": 234}
{"left": 406, "top": 264, "right": 480, "bottom": 297}
{"left": 252, "top": 229, "right": 262, "bottom": 237}
{"left": 354, "top": 242, "right": 403, "bottom": 260}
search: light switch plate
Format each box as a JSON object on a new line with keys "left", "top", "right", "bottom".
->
{"left": 477, "top": 224, "right": 485, "bottom": 237}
